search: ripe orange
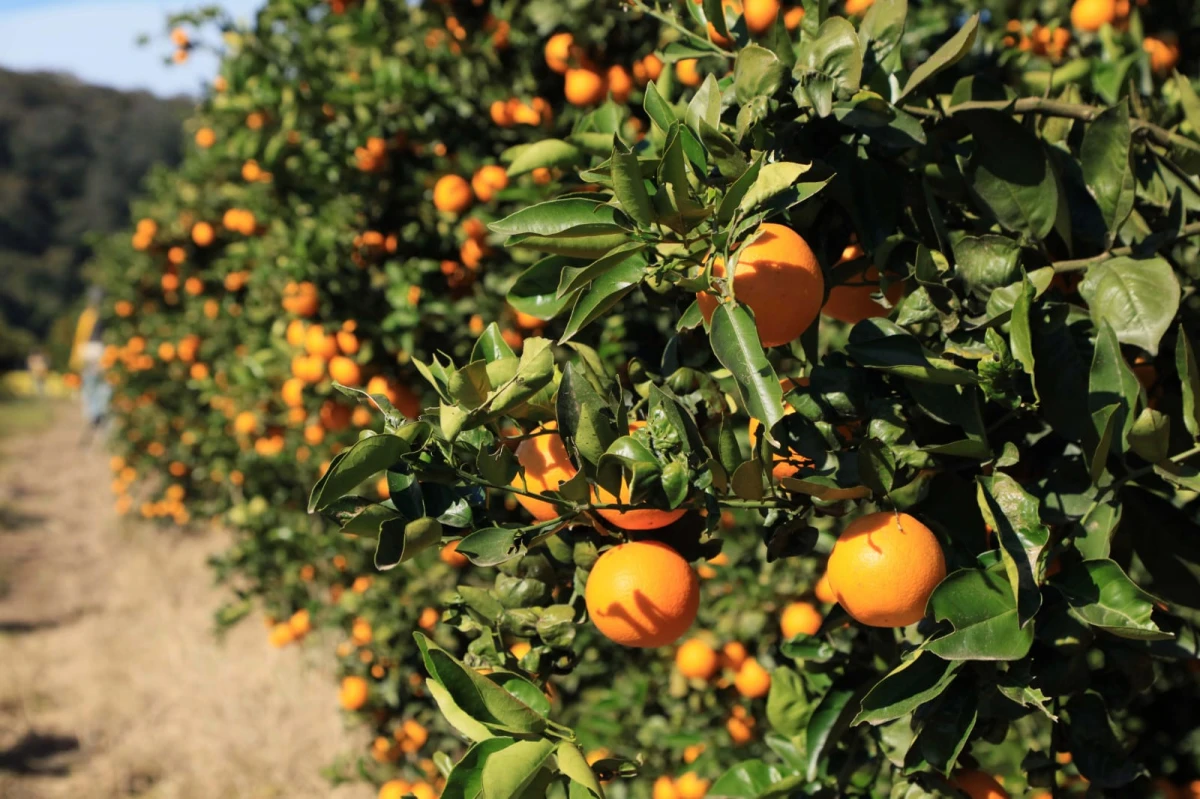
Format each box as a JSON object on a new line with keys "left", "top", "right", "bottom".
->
{"left": 950, "top": 771, "right": 1009, "bottom": 799}
{"left": 734, "top": 657, "right": 771, "bottom": 698}
{"left": 592, "top": 424, "right": 686, "bottom": 530}
{"left": 440, "top": 540, "right": 470, "bottom": 567}
{"left": 653, "top": 777, "right": 678, "bottom": 799}
{"left": 727, "top": 714, "right": 754, "bottom": 744}
{"left": 192, "top": 221, "right": 215, "bottom": 247}
{"left": 564, "top": 68, "right": 607, "bottom": 106}
{"left": 780, "top": 601, "right": 822, "bottom": 638}
{"left": 675, "top": 772, "right": 710, "bottom": 799}
{"left": 289, "top": 609, "right": 312, "bottom": 637}
{"left": 748, "top": 377, "right": 810, "bottom": 480}
{"left": 814, "top": 573, "right": 836, "bottom": 604}
{"left": 721, "top": 641, "right": 747, "bottom": 670}
{"left": 1144, "top": 34, "right": 1180, "bottom": 75}
{"left": 744, "top": 0, "right": 780, "bottom": 34}
{"left": 544, "top": 32, "right": 575, "bottom": 73}
{"left": 784, "top": 6, "right": 805, "bottom": 29}
{"left": 607, "top": 65, "right": 633, "bottom": 103}
{"left": 336, "top": 329, "right": 359, "bottom": 354}
{"left": 675, "top": 638, "right": 719, "bottom": 679}
{"left": 585, "top": 541, "right": 699, "bottom": 648}
{"left": 822, "top": 243, "right": 903, "bottom": 323}
{"left": 305, "top": 325, "right": 339, "bottom": 359}
{"left": 281, "top": 378, "right": 305, "bottom": 407}
{"left": 233, "top": 411, "right": 258, "bottom": 435}
{"left": 826, "top": 512, "right": 946, "bottom": 627}
{"left": 472, "top": 164, "right": 509, "bottom": 202}
{"left": 512, "top": 424, "right": 578, "bottom": 522}
{"left": 282, "top": 281, "right": 319, "bottom": 316}
{"left": 675, "top": 59, "right": 703, "bottom": 87}
{"left": 433, "top": 174, "right": 473, "bottom": 215}
{"left": 490, "top": 99, "right": 513, "bottom": 126}
{"left": 339, "top": 676, "right": 369, "bottom": 710}
{"left": 844, "top": 0, "right": 875, "bottom": 13}
{"left": 269, "top": 622, "right": 295, "bottom": 648}
{"left": 418, "top": 607, "right": 439, "bottom": 631}
{"left": 379, "top": 781, "right": 410, "bottom": 799}
{"left": 195, "top": 127, "right": 215, "bottom": 148}
{"left": 1070, "top": 0, "right": 1116, "bottom": 31}
{"left": 696, "top": 223, "right": 824, "bottom": 347}
{"left": 329, "top": 356, "right": 362, "bottom": 386}
{"left": 642, "top": 54, "right": 664, "bottom": 83}
{"left": 291, "top": 355, "right": 326, "bottom": 383}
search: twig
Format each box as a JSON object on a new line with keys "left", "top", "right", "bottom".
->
{"left": 626, "top": 0, "right": 735, "bottom": 59}
{"left": 1050, "top": 221, "right": 1200, "bottom": 273}
{"left": 903, "top": 97, "right": 1200, "bottom": 162}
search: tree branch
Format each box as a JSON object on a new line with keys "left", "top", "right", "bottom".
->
{"left": 1050, "top": 221, "right": 1200, "bottom": 273}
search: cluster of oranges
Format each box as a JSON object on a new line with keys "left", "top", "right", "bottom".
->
{"left": 431, "top": 166, "right": 508, "bottom": 217}
{"left": 542, "top": 33, "right": 660, "bottom": 107}
{"left": 1069, "top": 0, "right": 1144, "bottom": 32}
{"left": 488, "top": 96, "right": 553, "bottom": 127}
{"left": 169, "top": 27, "right": 191, "bottom": 64}
{"left": 355, "top": 136, "right": 391, "bottom": 172}
{"left": 1003, "top": 20, "right": 1072, "bottom": 61}
{"left": 674, "top": 638, "right": 772, "bottom": 731}
{"left": 221, "top": 207, "right": 258, "bottom": 236}
{"left": 653, "top": 772, "right": 711, "bottom": 799}
{"left": 268, "top": 608, "right": 312, "bottom": 647}
{"left": 281, "top": 280, "right": 319, "bottom": 317}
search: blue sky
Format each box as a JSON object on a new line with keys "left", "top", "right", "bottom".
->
{"left": 0, "top": 0, "right": 261, "bottom": 96}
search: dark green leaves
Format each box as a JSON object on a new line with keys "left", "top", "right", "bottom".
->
{"left": 709, "top": 303, "right": 785, "bottom": 437}
{"left": 854, "top": 651, "right": 959, "bottom": 726}
{"left": 1176, "top": 324, "right": 1200, "bottom": 438}
{"left": 792, "top": 18, "right": 863, "bottom": 117}
{"left": 976, "top": 474, "right": 1049, "bottom": 626}
{"left": 897, "top": 13, "right": 978, "bottom": 100}
{"left": 492, "top": 199, "right": 630, "bottom": 258}
{"left": 847, "top": 319, "right": 977, "bottom": 384}
{"left": 962, "top": 110, "right": 1059, "bottom": 241}
{"left": 1079, "top": 257, "right": 1180, "bottom": 356}
{"left": 734, "top": 45, "right": 785, "bottom": 105}
{"left": 308, "top": 433, "right": 406, "bottom": 512}
{"left": 1052, "top": 559, "right": 1170, "bottom": 640}
{"left": 1080, "top": 102, "right": 1135, "bottom": 242}
{"left": 926, "top": 568, "right": 1034, "bottom": 661}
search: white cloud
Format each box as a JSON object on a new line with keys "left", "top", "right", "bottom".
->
{"left": 0, "top": 0, "right": 263, "bottom": 97}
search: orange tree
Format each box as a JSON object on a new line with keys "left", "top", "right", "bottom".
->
{"left": 307, "top": 0, "right": 1200, "bottom": 796}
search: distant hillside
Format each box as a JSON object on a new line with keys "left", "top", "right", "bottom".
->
{"left": 0, "top": 68, "right": 190, "bottom": 367}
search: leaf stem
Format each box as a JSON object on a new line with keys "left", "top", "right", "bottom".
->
{"left": 625, "top": 0, "right": 735, "bottom": 59}
{"left": 1050, "top": 222, "right": 1200, "bottom": 273}
{"left": 1110, "top": 443, "right": 1200, "bottom": 494}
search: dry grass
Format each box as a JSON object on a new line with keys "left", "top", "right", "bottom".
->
{"left": 0, "top": 403, "right": 371, "bottom": 799}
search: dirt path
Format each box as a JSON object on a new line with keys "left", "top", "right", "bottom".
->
{"left": 0, "top": 403, "right": 369, "bottom": 799}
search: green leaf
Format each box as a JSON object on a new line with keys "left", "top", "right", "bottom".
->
{"left": 557, "top": 243, "right": 648, "bottom": 300}
{"left": 375, "top": 516, "right": 442, "bottom": 570}
{"left": 854, "top": 651, "right": 960, "bottom": 726}
{"left": 414, "top": 634, "right": 547, "bottom": 736}
{"left": 1174, "top": 72, "right": 1200, "bottom": 134}
{"left": 846, "top": 318, "right": 978, "bottom": 384}
{"left": 952, "top": 235, "right": 1022, "bottom": 298}
{"left": 1078, "top": 257, "right": 1180, "bottom": 356}
{"left": 1175, "top": 324, "right": 1200, "bottom": 438}
{"left": 643, "top": 81, "right": 677, "bottom": 133}
{"left": 897, "top": 14, "right": 979, "bottom": 99}
{"left": 858, "top": 0, "right": 907, "bottom": 79}
{"left": 962, "top": 110, "right": 1059, "bottom": 241}
{"left": 685, "top": 75, "right": 722, "bottom": 136}
{"left": 426, "top": 680, "right": 496, "bottom": 744}
{"left": 709, "top": 303, "right": 785, "bottom": 436}
{"left": 308, "top": 434, "right": 406, "bottom": 512}
{"left": 717, "top": 155, "right": 763, "bottom": 224}
{"left": 711, "top": 761, "right": 790, "bottom": 799}
{"left": 457, "top": 527, "right": 527, "bottom": 566}
{"left": 1086, "top": 403, "right": 1119, "bottom": 484}
{"left": 508, "top": 256, "right": 580, "bottom": 320}
{"left": 442, "top": 738, "right": 517, "bottom": 799}
{"left": 1129, "top": 407, "right": 1170, "bottom": 463}
{"left": 506, "top": 139, "right": 583, "bottom": 177}
{"left": 492, "top": 198, "right": 626, "bottom": 236}
{"left": 766, "top": 666, "right": 808, "bottom": 737}
{"left": 1080, "top": 101, "right": 1136, "bottom": 243}
{"left": 1064, "top": 693, "right": 1140, "bottom": 788}
{"left": 472, "top": 324, "right": 516, "bottom": 363}
{"left": 734, "top": 45, "right": 785, "bottom": 105}
{"left": 926, "top": 568, "right": 1034, "bottom": 661}
{"left": 1076, "top": 494, "right": 1122, "bottom": 561}
{"left": 610, "top": 149, "right": 653, "bottom": 228}
{"left": 1010, "top": 278, "right": 1036, "bottom": 387}
{"left": 738, "top": 162, "right": 816, "bottom": 213}
{"left": 657, "top": 124, "right": 703, "bottom": 231}
{"left": 792, "top": 18, "right": 863, "bottom": 117}
{"left": 559, "top": 256, "right": 646, "bottom": 344}
{"left": 976, "top": 474, "right": 1049, "bottom": 626}
{"left": 804, "top": 684, "right": 859, "bottom": 781}
{"left": 909, "top": 674, "right": 977, "bottom": 775}
{"left": 1053, "top": 559, "right": 1170, "bottom": 640}
{"left": 556, "top": 361, "right": 619, "bottom": 466}
{"left": 857, "top": 439, "right": 896, "bottom": 497}
{"left": 449, "top": 360, "right": 492, "bottom": 410}
{"left": 480, "top": 739, "right": 556, "bottom": 799}
{"left": 477, "top": 338, "right": 556, "bottom": 424}
{"left": 555, "top": 743, "right": 604, "bottom": 799}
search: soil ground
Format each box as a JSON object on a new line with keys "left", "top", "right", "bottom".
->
{"left": 0, "top": 400, "right": 370, "bottom": 799}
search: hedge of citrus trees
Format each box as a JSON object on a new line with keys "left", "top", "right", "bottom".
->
{"left": 92, "top": 0, "right": 1200, "bottom": 796}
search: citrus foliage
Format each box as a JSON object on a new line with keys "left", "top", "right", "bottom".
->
{"left": 93, "top": 0, "right": 1200, "bottom": 797}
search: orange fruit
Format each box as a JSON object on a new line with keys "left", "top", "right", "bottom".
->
{"left": 607, "top": 65, "right": 633, "bottom": 103}
{"left": 433, "top": 174, "right": 473, "bottom": 214}
{"left": 379, "top": 781, "right": 410, "bottom": 799}
{"left": 682, "top": 744, "right": 705, "bottom": 764}
{"left": 512, "top": 309, "right": 543, "bottom": 331}
{"left": 440, "top": 540, "right": 470, "bottom": 567}
{"left": 780, "top": 601, "right": 822, "bottom": 638}
{"left": 675, "top": 772, "right": 710, "bottom": 799}
{"left": 653, "top": 777, "right": 678, "bottom": 799}
{"left": 721, "top": 641, "right": 747, "bottom": 670}
{"left": 305, "top": 325, "right": 339, "bottom": 359}
{"left": 675, "top": 638, "right": 719, "bottom": 679}
{"left": 784, "top": 6, "right": 805, "bottom": 29}
{"left": 675, "top": 58, "right": 703, "bottom": 87}
{"left": 822, "top": 243, "right": 903, "bottom": 323}
{"left": 192, "top": 221, "right": 214, "bottom": 246}
{"left": 339, "top": 676, "right": 369, "bottom": 710}
{"left": 329, "top": 356, "right": 362, "bottom": 386}
{"left": 336, "top": 329, "right": 360, "bottom": 354}
{"left": 586, "top": 540, "right": 699, "bottom": 647}
{"left": 269, "top": 622, "right": 295, "bottom": 648}
{"left": 949, "top": 771, "right": 1009, "bottom": 799}
{"left": 286, "top": 320, "right": 308, "bottom": 348}
{"left": 490, "top": 99, "right": 513, "bottom": 126}
{"left": 844, "top": 0, "right": 874, "bottom": 13}
{"left": 281, "top": 378, "right": 305, "bottom": 407}
{"left": 291, "top": 355, "right": 326, "bottom": 383}
{"left": 748, "top": 377, "right": 810, "bottom": 480}
{"left": 734, "top": 657, "right": 771, "bottom": 698}
{"left": 289, "top": 609, "right": 312, "bottom": 637}
{"left": 195, "top": 127, "right": 215, "bottom": 148}
{"left": 727, "top": 714, "right": 754, "bottom": 744}
{"left": 544, "top": 32, "right": 575, "bottom": 73}
{"left": 418, "top": 607, "right": 439, "bottom": 630}
{"left": 642, "top": 54, "right": 664, "bottom": 82}
{"left": 1144, "top": 34, "right": 1180, "bottom": 75}
{"left": 1070, "top": 0, "right": 1116, "bottom": 31}
{"left": 233, "top": 411, "right": 258, "bottom": 435}
{"left": 565, "top": 68, "right": 607, "bottom": 106}
{"left": 511, "top": 424, "right": 578, "bottom": 522}
{"left": 814, "top": 573, "right": 836, "bottom": 604}
{"left": 696, "top": 223, "right": 824, "bottom": 347}
{"left": 743, "top": 0, "right": 780, "bottom": 34}
{"left": 282, "top": 281, "right": 319, "bottom": 317}
{"left": 592, "top": 424, "right": 686, "bottom": 530}
{"left": 472, "top": 164, "right": 509, "bottom": 202}
{"left": 826, "top": 512, "right": 946, "bottom": 627}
